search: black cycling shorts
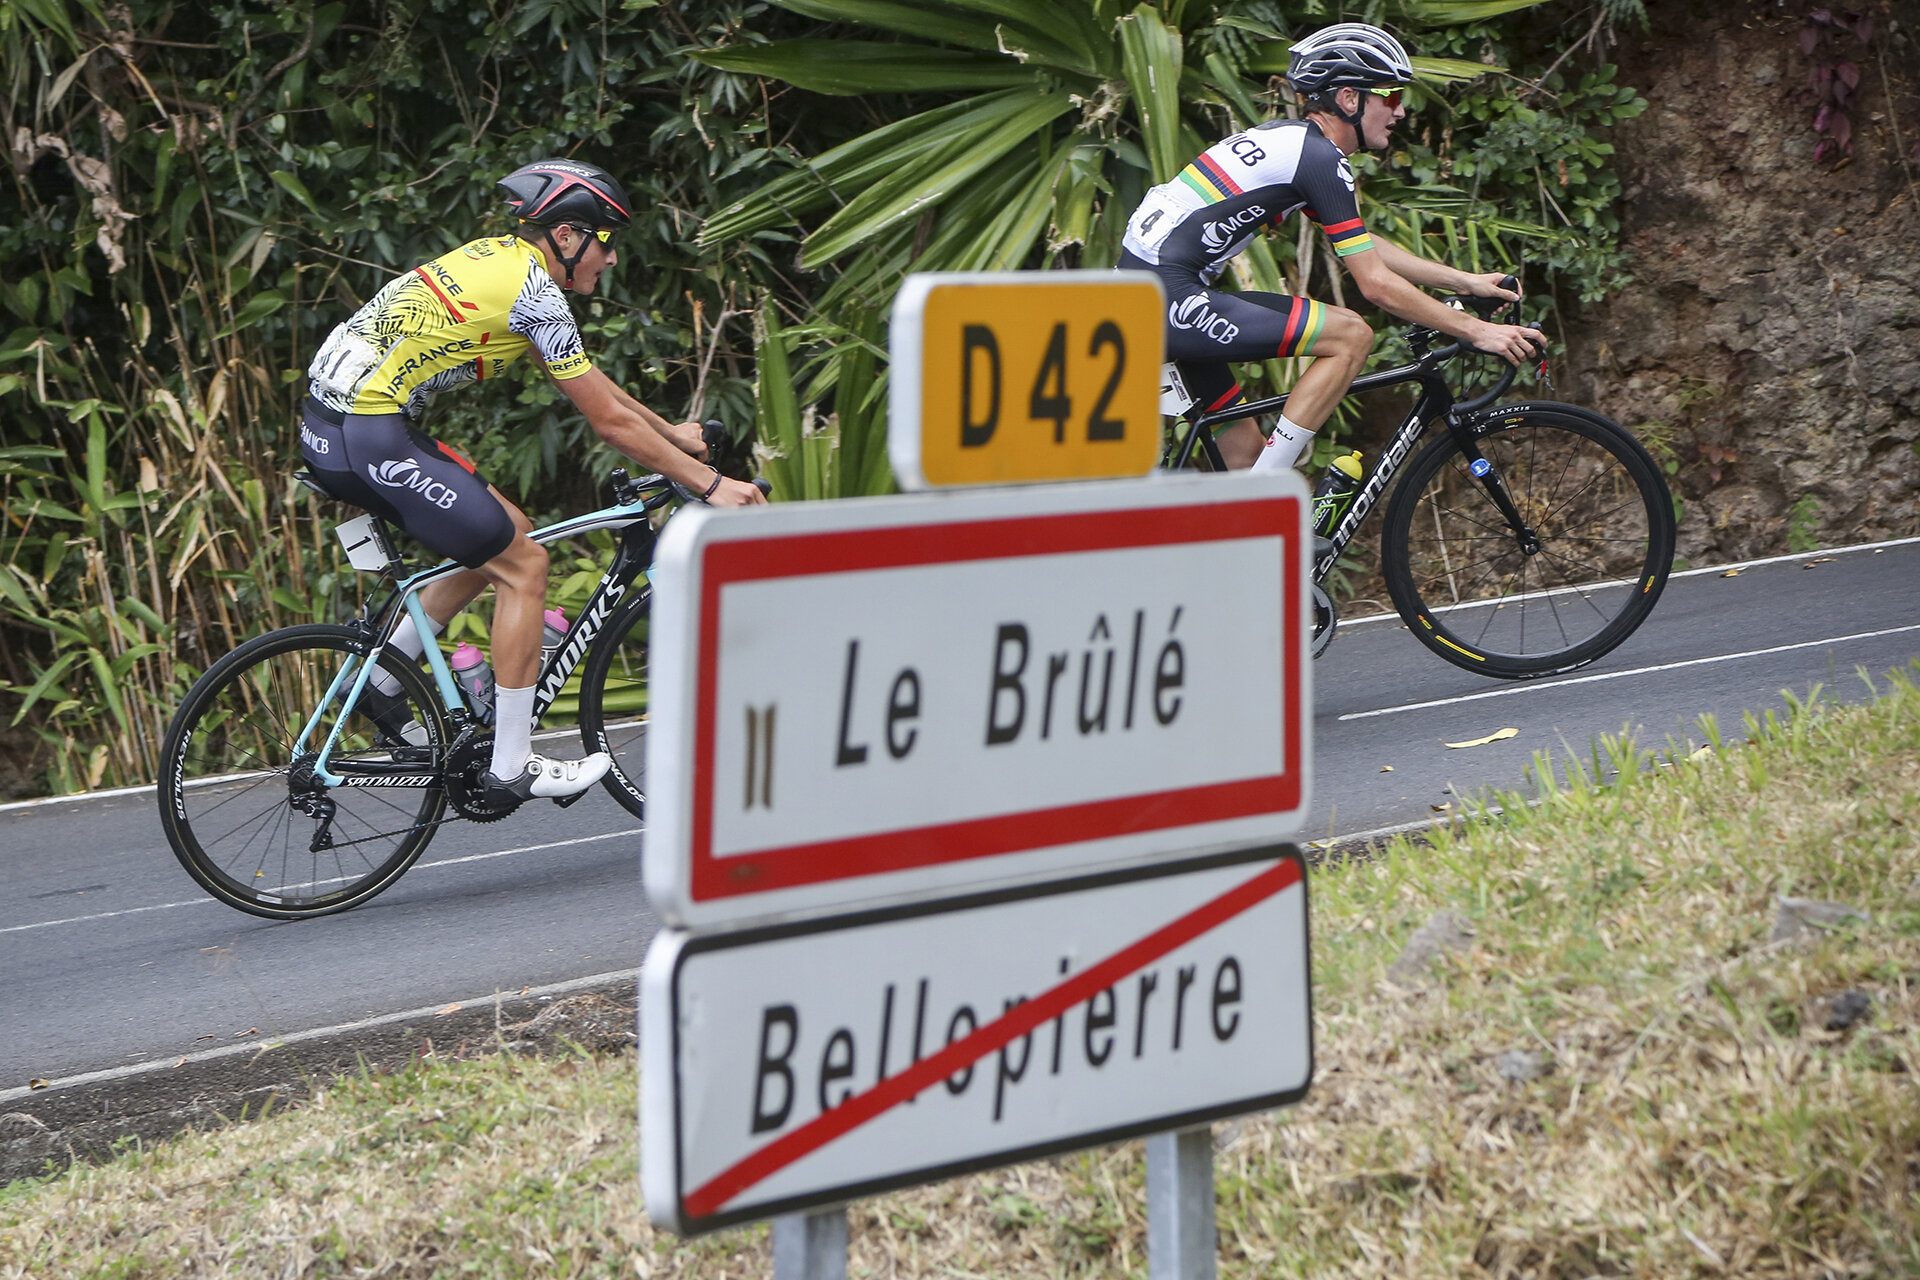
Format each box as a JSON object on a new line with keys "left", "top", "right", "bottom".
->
{"left": 1122, "top": 252, "right": 1333, "bottom": 427}
{"left": 298, "top": 400, "right": 515, "bottom": 569}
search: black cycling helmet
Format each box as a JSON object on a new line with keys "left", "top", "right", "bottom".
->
{"left": 1285, "top": 23, "right": 1414, "bottom": 95}
{"left": 497, "top": 159, "right": 632, "bottom": 289}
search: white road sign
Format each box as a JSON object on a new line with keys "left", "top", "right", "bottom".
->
{"left": 641, "top": 846, "right": 1313, "bottom": 1235}
{"left": 644, "top": 472, "right": 1312, "bottom": 930}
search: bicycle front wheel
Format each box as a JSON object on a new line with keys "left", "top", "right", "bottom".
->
{"left": 158, "top": 624, "right": 450, "bottom": 919}
{"left": 1380, "top": 403, "right": 1675, "bottom": 678}
{"left": 576, "top": 587, "right": 652, "bottom": 820}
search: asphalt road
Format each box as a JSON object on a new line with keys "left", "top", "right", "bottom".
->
{"left": 3, "top": 537, "right": 1916, "bottom": 1096}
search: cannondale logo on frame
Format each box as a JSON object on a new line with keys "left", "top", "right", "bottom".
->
{"left": 368, "top": 457, "right": 459, "bottom": 510}
{"left": 1199, "top": 204, "right": 1266, "bottom": 253}
{"left": 1170, "top": 295, "right": 1240, "bottom": 345}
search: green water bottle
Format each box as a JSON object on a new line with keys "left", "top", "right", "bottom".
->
{"left": 1311, "top": 450, "right": 1365, "bottom": 537}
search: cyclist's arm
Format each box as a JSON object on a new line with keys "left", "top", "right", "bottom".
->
{"left": 1371, "top": 239, "right": 1519, "bottom": 303}
{"left": 1344, "top": 249, "right": 1544, "bottom": 366}
{"left": 557, "top": 368, "right": 764, "bottom": 507}
{"left": 601, "top": 379, "right": 709, "bottom": 461}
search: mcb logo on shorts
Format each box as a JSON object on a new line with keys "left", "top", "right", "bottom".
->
{"left": 1170, "top": 294, "right": 1240, "bottom": 346}
{"left": 369, "top": 458, "right": 459, "bottom": 510}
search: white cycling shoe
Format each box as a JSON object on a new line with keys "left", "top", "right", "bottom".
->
{"left": 483, "top": 752, "right": 612, "bottom": 804}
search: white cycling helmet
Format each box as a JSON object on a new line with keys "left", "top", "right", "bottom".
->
{"left": 1285, "top": 22, "right": 1414, "bottom": 94}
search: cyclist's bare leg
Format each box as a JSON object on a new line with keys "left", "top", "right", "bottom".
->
{"left": 1215, "top": 307, "right": 1374, "bottom": 470}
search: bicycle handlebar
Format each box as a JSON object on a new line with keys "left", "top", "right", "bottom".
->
{"left": 613, "top": 419, "right": 773, "bottom": 508}
{"left": 1401, "top": 274, "right": 1536, "bottom": 414}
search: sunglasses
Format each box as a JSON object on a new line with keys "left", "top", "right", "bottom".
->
{"left": 566, "top": 225, "right": 617, "bottom": 245}
{"left": 1367, "top": 86, "right": 1405, "bottom": 108}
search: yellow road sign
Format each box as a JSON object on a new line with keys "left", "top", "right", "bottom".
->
{"left": 889, "top": 272, "right": 1165, "bottom": 488}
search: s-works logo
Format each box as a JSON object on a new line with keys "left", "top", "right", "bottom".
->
{"left": 1199, "top": 205, "right": 1266, "bottom": 253}
{"left": 368, "top": 458, "right": 459, "bottom": 510}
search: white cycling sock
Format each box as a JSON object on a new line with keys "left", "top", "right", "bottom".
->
{"left": 371, "top": 614, "right": 443, "bottom": 695}
{"left": 490, "top": 684, "right": 536, "bottom": 780}
{"left": 1250, "top": 415, "right": 1314, "bottom": 472}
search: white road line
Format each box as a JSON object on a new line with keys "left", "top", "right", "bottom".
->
{"left": 0, "top": 828, "right": 642, "bottom": 936}
{"left": 1334, "top": 533, "right": 1920, "bottom": 629}
{"left": 1337, "top": 623, "right": 1920, "bottom": 722}
{"left": 0, "top": 967, "right": 638, "bottom": 1106}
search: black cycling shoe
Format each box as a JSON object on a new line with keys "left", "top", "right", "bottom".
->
{"left": 357, "top": 683, "right": 428, "bottom": 748}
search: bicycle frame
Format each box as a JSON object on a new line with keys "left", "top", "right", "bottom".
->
{"left": 298, "top": 485, "right": 668, "bottom": 788}
{"left": 1166, "top": 337, "right": 1526, "bottom": 580}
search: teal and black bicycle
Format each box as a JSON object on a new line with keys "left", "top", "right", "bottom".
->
{"left": 157, "top": 459, "right": 719, "bottom": 920}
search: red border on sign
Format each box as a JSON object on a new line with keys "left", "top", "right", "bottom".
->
{"left": 690, "top": 498, "right": 1303, "bottom": 903}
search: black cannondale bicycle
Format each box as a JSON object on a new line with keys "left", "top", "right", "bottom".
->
{"left": 1163, "top": 279, "right": 1676, "bottom": 677}
{"left": 158, "top": 437, "right": 753, "bottom": 920}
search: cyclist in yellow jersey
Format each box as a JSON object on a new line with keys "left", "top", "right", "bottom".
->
{"left": 300, "top": 159, "right": 765, "bottom": 805}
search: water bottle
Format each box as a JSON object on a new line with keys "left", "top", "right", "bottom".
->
{"left": 540, "top": 607, "right": 570, "bottom": 670}
{"left": 1312, "top": 450, "right": 1365, "bottom": 537}
{"left": 449, "top": 642, "right": 495, "bottom": 724}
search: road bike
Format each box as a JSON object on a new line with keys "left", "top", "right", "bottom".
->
{"left": 1163, "top": 283, "right": 1676, "bottom": 678}
{"left": 158, "top": 462, "right": 707, "bottom": 920}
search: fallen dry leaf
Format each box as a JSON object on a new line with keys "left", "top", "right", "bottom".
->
{"left": 1379, "top": 765, "right": 1394, "bottom": 773}
{"left": 436, "top": 1003, "right": 462, "bottom": 1016}
{"left": 1802, "top": 557, "right": 1836, "bottom": 568}
{"left": 194, "top": 1033, "right": 218, "bottom": 1041}
{"left": 28, "top": 1078, "right": 50, "bottom": 1090}
{"left": 1444, "top": 727, "right": 1519, "bottom": 749}
{"left": 1431, "top": 803, "right": 1453, "bottom": 813}
{"left": 1720, "top": 568, "right": 1741, "bottom": 578}
{"left": 1689, "top": 744, "right": 1715, "bottom": 762}
{"left": 233, "top": 1027, "right": 259, "bottom": 1038}
{"left": 173, "top": 1057, "right": 186, "bottom": 1068}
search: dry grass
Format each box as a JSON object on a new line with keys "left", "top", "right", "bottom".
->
{"left": 4, "top": 669, "right": 1917, "bottom": 1279}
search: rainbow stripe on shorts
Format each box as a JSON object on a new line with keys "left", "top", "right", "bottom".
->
{"left": 1277, "top": 297, "right": 1327, "bottom": 358}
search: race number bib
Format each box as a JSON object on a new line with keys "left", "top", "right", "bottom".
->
{"left": 308, "top": 327, "right": 383, "bottom": 401}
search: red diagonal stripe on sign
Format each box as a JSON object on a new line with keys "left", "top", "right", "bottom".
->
{"left": 682, "top": 855, "right": 1303, "bottom": 1219}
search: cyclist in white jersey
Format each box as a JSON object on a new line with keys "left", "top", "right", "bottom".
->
{"left": 1120, "top": 23, "right": 1545, "bottom": 471}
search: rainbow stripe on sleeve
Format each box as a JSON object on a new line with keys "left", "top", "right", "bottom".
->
{"left": 1177, "top": 153, "right": 1244, "bottom": 203}
{"left": 1321, "top": 217, "right": 1374, "bottom": 257}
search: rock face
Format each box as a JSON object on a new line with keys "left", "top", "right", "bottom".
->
{"left": 1560, "top": 1, "right": 1920, "bottom": 561}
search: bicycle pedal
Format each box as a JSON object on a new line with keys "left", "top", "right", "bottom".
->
{"left": 552, "top": 789, "right": 590, "bottom": 809}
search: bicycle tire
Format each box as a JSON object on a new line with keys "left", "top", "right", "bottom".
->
{"left": 1379, "top": 402, "right": 1675, "bottom": 678}
{"left": 158, "top": 624, "right": 450, "bottom": 919}
{"left": 576, "top": 587, "right": 653, "bottom": 820}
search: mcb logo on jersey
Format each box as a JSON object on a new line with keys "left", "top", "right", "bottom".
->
{"left": 369, "top": 458, "right": 459, "bottom": 510}
{"left": 1170, "top": 295, "right": 1240, "bottom": 346}
{"left": 1199, "top": 205, "right": 1267, "bottom": 253}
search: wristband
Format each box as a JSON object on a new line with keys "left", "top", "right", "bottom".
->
{"left": 699, "top": 469, "right": 723, "bottom": 502}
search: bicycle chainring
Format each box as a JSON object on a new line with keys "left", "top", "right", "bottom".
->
{"left": 444, "top": 730, "right": 520, "bottom": 823}
{"left": 1311, "top": 581, "right": 1338, "bottom": 660}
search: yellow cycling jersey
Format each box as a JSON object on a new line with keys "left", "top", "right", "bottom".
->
{"left": 307, "top": 235, "right": 592, "bottom": 419}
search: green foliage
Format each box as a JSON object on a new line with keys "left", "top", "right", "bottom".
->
{"left": 0, "top": 0, "right": 808, "bottom": 793}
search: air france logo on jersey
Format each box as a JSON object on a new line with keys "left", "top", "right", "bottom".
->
{"left": 1200, "top": 204, "right": 1268, "bottom": 253}
{"left": 1170, "top": 295, "right": 1240, "bottom": 346}
{"left": 368, "top": 458, "right": 459, "bottom": 510}
{"left": 1336, "top": 158, "right": 1356, "bottom": 194}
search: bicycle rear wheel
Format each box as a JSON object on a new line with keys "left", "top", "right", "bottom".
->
{"left": 576, "top": 587, "right": 652, "bottom": 820}
{"left": 158, "top": 624, "right": 449, "bottom": 919}
{"left": 1380, "top": 403, "right": 1675, "bottom": 678}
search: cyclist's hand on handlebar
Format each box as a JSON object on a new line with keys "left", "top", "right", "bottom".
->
{"left": 665, "top": 419, "right": 711, "bottom": 461}
{"left": 1473, "top": 322, "right": 1548, "bottom": 367}
{"left": 1461, "top": 272, "right": 1522, "bottom": 305}
{"left": 705, "top": 475, "right": 767, "bottom": 507}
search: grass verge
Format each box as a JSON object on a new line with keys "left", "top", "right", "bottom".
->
{"left": 4, "top": 668, "right": 1916, "bottom": 1278}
